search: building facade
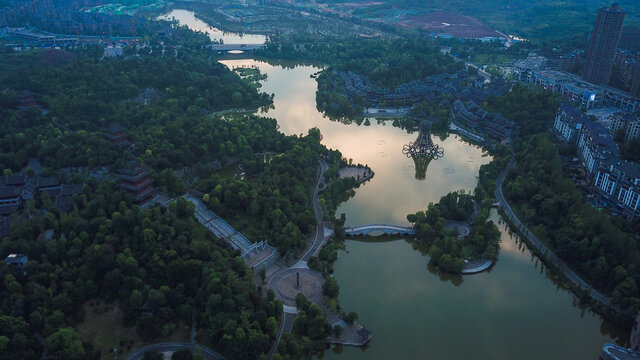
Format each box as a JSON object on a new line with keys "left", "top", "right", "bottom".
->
{"left": 450, "top": 99, "right": 519, "bottom": 142}
{"left": 528, "top": 69, "right": 640, "bottom": 113}
{"left": 575, "top": 118, "right": 640, "bottom": 219}
{"left": 583, "top": 4, "right": 625, "bottom": 85}
{"left": 553, "top": 103, "right": 586, "bottom": 144}
{"left": 631, "top": 63, "right": 640, "bottom": 98}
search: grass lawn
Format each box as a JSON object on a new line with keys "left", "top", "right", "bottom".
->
{"left": 76, "top": 299, "right": 190, "bottom": 359}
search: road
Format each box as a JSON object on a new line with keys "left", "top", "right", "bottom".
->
{"left": 495, "top": 158, "right": 612, "bottom": 307}
{"left": 267, "top": 158, "right": 332, "bottom": 359}
{"left": 299, "top": 158, "right": 329, "bottom": 262}
{"left": 124, "top": 342, "right": 224, "bottom": 360}
{"left": 266, "top": 312, "right": 297, "bottom": 359}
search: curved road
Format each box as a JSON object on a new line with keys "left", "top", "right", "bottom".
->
{"left": 125, "top": 342, "right": 224, "bottom": 360}
{"left": 268, "top": 158, "right": 328, "bottom": 359}
{"left": 495, "top": 158, "right": 612, "bottom": 307}
{"left": 299, "top": 158, "right": 329, "bottom": 262}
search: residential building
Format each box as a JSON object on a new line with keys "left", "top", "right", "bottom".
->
{"left": 532, "top": 70, "right": 601, "bottom": 109}
{"left": 626, "top": 118, "right": 640, "bottom": 142}
{"left": 614, "top": 49, "right": 639, "bottom": 89}
{"left": 631, "top": 63, "right": 640, "bottom": 98}
{"left": 553, "top": 103, "right": 586, "bottom": 144}
{"left": 512, "top": 55, "right": 548, "bottom": 82}
{"left": 610, "top": 113, "right": 640, "bottom": 142}
{"left": 583, "top": 4, "right": 625, "bottom": 84}
{"left": 587, "top": 107, "right": 623, "bottom": 131}
{"left": 529, "top": 69, "right": 640, "bottom": 112}
{"left": 450, "top": 100, "right": 519, "bottom": 142}
{"left": 576, "top": 119, "right": 640, "bottom": 219}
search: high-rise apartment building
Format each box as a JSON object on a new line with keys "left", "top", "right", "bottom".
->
{"left": 583, "top": 4, "right": 625, "bottom": 85}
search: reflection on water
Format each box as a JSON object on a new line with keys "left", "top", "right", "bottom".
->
{"left": 161, "top": 11, "right": 627, "bottom": 357}
{"left": 220, "top": 59, "right": 490, "bottom": 226}
{"left": 157, "top": 9, "right": 267, "bottom": 44}
{"left": 402, "top": 121, "right": 444, "bottom": 180}
{"left": 217, "top": 58, "right": 627, "bottom": 360}
{"left": 324, "top": 210, "right": 626, "bottom": 360}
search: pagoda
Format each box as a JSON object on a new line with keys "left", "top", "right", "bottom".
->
{"left": 106, "top": 123, "right": 132, "bottom": 148}
{"left": 119, "top": 161, "right": 155, "bottom": 205}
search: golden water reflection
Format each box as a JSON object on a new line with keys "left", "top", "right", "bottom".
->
{"left": 158, "top": 9, "right": 267, "bottom": 44}
{"left": 220, "top": 59, "right": 491, "bottom": 225}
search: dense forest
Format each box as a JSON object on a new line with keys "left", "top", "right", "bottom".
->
{"left": 195, "top": 128, "right": 335, "bottom": 255}
{"left": 486, "top": 86, "right": 640, "bottom": 321}
{"left": 0, "top": 44, "right": 272, "bottom": 174}
{"left": 0, "top": 16, "right": 354, "bottom": 360}
{"left": 0, "top": 183, "right": 281, "bottom": 359}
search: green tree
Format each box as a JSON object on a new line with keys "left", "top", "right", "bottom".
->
{"left": 46, "top": 328, "right": 85, "bottom": 360}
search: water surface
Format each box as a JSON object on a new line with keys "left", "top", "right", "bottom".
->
{"left": 158, "top": 9, "right": 267, "bottom": 44}
{"left": 168, "top": 13, "right": 625, "bottom": 360}
{"left": 221, "top": 59, "right": 488, "bottom": 225}
{"left": 321, "top": 211, "right": 624, "bottom": 360}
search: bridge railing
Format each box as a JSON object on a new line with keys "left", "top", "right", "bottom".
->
{"left": 345, "top": 223, "right": 414, "bottom": 231}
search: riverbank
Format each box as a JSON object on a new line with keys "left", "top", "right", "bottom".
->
{"left": 260, "top": 159, "right": 372, "bottom": 356}
{"left": 494, "top": 158, "right": 621, "bottom": 322}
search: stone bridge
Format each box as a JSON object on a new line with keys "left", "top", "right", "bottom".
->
{"left": 344, "top": 224, "right": 416, "bottom": 237}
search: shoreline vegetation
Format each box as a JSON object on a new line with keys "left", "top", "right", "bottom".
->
{"left": 1, "top": 1, "right": 639, "bottom": 359}
{"left": 485, "top": 86, "right": 640, "bottom": 326}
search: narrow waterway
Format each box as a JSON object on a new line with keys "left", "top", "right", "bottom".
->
{"left": 167, "top": 12, "right": 627, "bottom": 360}
{"left": 157, "top": 9, "right": 267, "bottom": 44}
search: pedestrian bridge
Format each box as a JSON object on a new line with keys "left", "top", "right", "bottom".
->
{"left": 208, "top": 44, "right": 266, "bottom": 53}
{"left": 345, "top": 224, "right": 416, "bottom": 237}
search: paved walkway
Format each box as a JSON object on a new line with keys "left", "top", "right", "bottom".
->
{"left": 265, "top": 159, "right": 371, "bottom": 358}
{"left": 601, "top": 343, "right": 640, "bottom": 360}
{"left": 461, "top": 259, "right": 493, "bottom": 274}
{"left": 185, "top": 194, "right": 278, "bottom": 270}
{"left": 495, "top": 158, "right": 612, "bottom": 308}
{"left": 300, "top": 159, "right": 330, "bottom": 262}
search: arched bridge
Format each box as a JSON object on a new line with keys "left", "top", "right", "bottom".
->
{"left": 208, "top": 44, "right": 266, "bottom": 53}
{"left": 345, "top": 224, "right": 416, "bottom": 237}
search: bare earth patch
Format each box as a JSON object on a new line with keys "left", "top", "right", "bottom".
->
{"left": 338, "top": 167, "right": 368, "bottom": 180}
{"left": 76, "top": 299, "right": 190, "bottom": 359}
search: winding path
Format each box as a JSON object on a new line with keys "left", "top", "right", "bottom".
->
{"left": 495, "top": 158, "right": 612, "bottom": 308}
{"left": 294, "top": 158, "right": 330, "bottom": 267}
